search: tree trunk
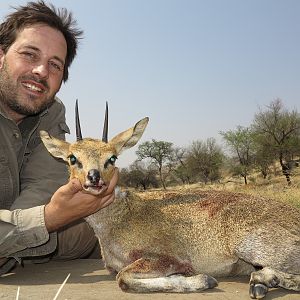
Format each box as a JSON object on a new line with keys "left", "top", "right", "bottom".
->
{"left": 261, "top": 169, "right": 267, "bottom": 179}
{"left": 186, "top": 176, "right": 191, "bottom": 185}
{"left": 279, "top": 156, "right": 292, "bottom": 186}
{"left": 159, "top": 167, "right": 166, "bottom": 190}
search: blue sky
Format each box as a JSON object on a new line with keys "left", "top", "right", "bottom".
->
{"left": 1, "top": 0, "right": 300, "bottom": 167}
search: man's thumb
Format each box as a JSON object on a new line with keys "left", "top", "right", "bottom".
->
{"left": 61, "top": 178, "right": 82, "bottom": 195}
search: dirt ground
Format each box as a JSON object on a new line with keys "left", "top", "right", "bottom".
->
{"left": 0, "top": 259, "right": 299, "bottom": 300}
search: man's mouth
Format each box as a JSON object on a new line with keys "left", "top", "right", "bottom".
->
{"left": 21, "top": 81, "right": 47, "bottom": 94}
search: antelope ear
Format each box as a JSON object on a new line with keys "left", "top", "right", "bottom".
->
{"left": 40, "top": 131, "right": 70, "bottom": 162}
{"left": 110, "top": 117, "right": 149, "bottom": 155}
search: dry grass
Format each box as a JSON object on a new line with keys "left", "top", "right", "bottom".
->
{"left": 135, "top": 174, "right": 300, "bottom": 209}
{"left": 221, "top": 174, "right": 300, "bottom": 208}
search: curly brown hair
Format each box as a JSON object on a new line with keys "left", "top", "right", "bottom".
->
{"left": 0, "top": 0, "right": 83, "bottom": 82}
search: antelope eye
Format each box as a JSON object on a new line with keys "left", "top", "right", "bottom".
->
{"left": 109, "top": 155, "right": 118, "bottom": 164}
{"left": 68, "top": 154, "right": 77, "bottom": 165}
{"left": 104, "top": 155, "right": 118, "bottom": 169}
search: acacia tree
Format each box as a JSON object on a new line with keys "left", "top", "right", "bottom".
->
{"left": 185, "top": 138, "right": 224, "bottom": 184}
{"left": 119, "top": 162, "right": 158, "bottom": 190}
{"left": 220, "top": 126, "right": 255, "bottom": 184}
{"left": 252, "top": 99, "right": 300, "bottom": 185}
{"left": 130, "top": 161, "right": 158, "bottom": 190}
{"left": 172, "top": 147, "right": 192, "bottom": 184}
{"left": 136, "top": 139, "right": 174, "bottom": 189}
{"left": 252, "top": 142, "right": 275, "bottom": 179}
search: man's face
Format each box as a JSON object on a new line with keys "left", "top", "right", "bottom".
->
{"left": 0, "top": 24, "right": 67, "bottom": 120}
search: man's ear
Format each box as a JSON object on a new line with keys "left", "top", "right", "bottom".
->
{"left": 0, "top": 48, "right": 5, "bottom": 69}
{"left": 40, "top": 130, "right": 70, "bottom": 162}
{"left": 109, "top": 117, "right": 149, "bottom": 155}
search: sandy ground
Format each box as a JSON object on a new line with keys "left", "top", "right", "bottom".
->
{"left": 0, "top": 259, "right": 299, "bottom": 300}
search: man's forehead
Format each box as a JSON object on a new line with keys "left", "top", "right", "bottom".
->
{"left": 13, "top": 24, "right": 67, "bottom": 60}
{"left": 21, "top": 24, "right": 64, "bottom": 39}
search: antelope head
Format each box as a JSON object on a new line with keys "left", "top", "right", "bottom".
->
{"left": 40, "top": 101, "right": 149, "bottom": 195}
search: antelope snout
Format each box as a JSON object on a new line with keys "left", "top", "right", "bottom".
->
{"left": 83, "top": 169, "right": 106, "bottom": 195}
{"left": 87, "top": 169, "right": 101, "bottom": 185}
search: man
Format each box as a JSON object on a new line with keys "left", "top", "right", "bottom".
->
{"left": 0, "top": 1, "right": 118, "bottom": 274}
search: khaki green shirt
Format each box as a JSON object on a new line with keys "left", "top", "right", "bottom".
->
{"left": 0, "top": 98, "right": 69, "bottom": 258}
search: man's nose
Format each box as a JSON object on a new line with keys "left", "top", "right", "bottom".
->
{"left": 32, "top": 63, "right": 49, "bottom": 79}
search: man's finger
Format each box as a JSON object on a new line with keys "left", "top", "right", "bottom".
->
{"left": 60, "top": 178, "right": 82, "bottom": 195}
{"left": 105, "top": 168, "right": 119, "bottom": 195}
{"left": 100, "top": 193, "right": 115, "bottom": 208}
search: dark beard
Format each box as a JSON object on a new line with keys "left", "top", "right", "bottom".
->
{"left": 0, "top": 59, "right": 54, "bottom": 116}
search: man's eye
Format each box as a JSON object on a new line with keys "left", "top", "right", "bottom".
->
{"left": 49, "top": 61, "right": 63, "bottom": 73}
{"left": 20, "top": 51, "right": 37, "bottom": 60}
{"left": 68, "top": 154, "right": 77, "bottom": 165}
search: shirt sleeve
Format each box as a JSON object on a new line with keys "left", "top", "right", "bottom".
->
{"left": 0, "top": 100, "right": 70, "bottom": 257}
{"left": 0, "top": 206, "right": 48, "bottom": 256}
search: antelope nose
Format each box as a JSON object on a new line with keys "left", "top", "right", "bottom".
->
{"left": 87, "top": 169, "right": 100, "bottom": 184}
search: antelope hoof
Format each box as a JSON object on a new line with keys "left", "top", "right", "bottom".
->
{"left": 249, "top": 283, "right": 268, "bottom": 299}
{"left": 206, "top": 275, "right": 218, "bottom": 289}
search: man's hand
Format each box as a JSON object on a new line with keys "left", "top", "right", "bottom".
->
{"left": 44, "top": 169, "right": 119, "bottom": 232}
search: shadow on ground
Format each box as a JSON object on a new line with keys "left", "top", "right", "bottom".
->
{"left": 0, "top": 259, "right": 299, "bottom": 300}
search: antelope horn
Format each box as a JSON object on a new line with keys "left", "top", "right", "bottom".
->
{"left": 102, "top": 101, "right": 108, "bottom": 143}
{"left": 75, "top": 99, "right": 83, "bottom": 141}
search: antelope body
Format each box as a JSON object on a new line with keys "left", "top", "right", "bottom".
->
{"left": 40, "top": 104, "right": 300, "bottom": 299}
